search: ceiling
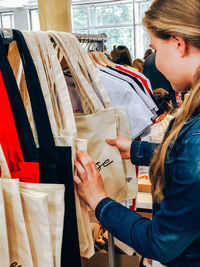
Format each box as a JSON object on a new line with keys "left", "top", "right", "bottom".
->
{"left": 0, "top": 0, "right": 38, "bottom": 9}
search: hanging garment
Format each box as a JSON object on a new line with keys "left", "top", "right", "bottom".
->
{"left": 49, "top": 31, "right": 137, "bottom": 202}
{"left": 107, "top": 66, "right": 158, "bottom": 114}
{"left": 98, "top": 68, "right": 154, "bottom": 138}
{"left": 0, "top": 179, "right": 9, "bottom": 267}
{"left": 21, "top": 30, "right": 95, "bottom": 259}
{"left": 1, "top": 30, "right": 81, "bottom": 267}
{"left": 0, "top": 144, "right": 64, "bottom": 267}
{"left": 116, "top": 65, "right": 152, "bottom": 95}
{"left": 2, "top": 178, "right": 34, "bottom": 266}
{"left": 0, "top": 69, "right": 39, "bottom": 182}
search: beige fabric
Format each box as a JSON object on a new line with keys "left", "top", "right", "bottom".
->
{"left": 2, "top": 179, "right": 34, "bottom": 266}
{"left": 20, "top": 182, "right": 65, "bottom": 267}
{"left": 49, "top": 31, "right": 137, "bottom": 202}
{"left": 21, "top": 31, "right": 94, "bottom": 259}
{"left": 22, "top": 31, "right": 60, "bottom": 137}
{"left": 75, "top": 139, "right": 94, "bottom": 258}
{"left": 0, "top": 180, "right": 10, "bottom": 267}
{"left": 0, "top": 143, "right": 64, "bottom": 267}
{"left": 20, "top": 189, "right": 54, "bottom": 267}
{"left": 7, "top": 42, "right": 36, "bottom": 140}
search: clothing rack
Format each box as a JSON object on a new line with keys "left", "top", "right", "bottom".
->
{"left": 74, "top": 33, "right": 107, "bottom": 52}
{"left": 1, "top": 28, "right": 116, "bottom": 266}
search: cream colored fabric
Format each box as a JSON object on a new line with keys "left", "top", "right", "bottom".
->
{"left": 20, "top": 182, "right": 65, "bottom": 267}
{"left": 0, "top": 180, "right": 10, "bottom": 267}
{"left": 20, "top": 189, "right": 54, "bottom": 267}
{"left": 0, "top": 144, "right": 64, "bottom": 267}
{"left": 21, "top": 31, "right": 94, "bottom": 259}
{"left": 49, "top": 31, "right": 137, "bottom": 202}
{"left": 8, "top": 42, "right": 36, "bottom": 140}
{"left": 75, "top": 139, "right": 94, "bottom": 258}
{"left": 2, "top": 179, "right": 34, "bottom": 266}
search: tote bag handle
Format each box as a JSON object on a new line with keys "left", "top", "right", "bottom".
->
{"left": 13, "top": 30, "right": 57, "bottom": 163}
{"left": 48, "top": 31, "right": 105, "bottom": 114}
{"left": 0, "top": 35, "right": 39, "bottom": 162}
{"left": 68, "top": 33, "right": 113, "bottom": 109}
{"left": 0, "top": 144, "right": 11, "bottom": 179}
{"left": 33, "top": 31, "right": 77, "bottom": 134}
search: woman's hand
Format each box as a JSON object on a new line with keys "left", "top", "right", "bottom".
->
{"left": 74, "top": 151, "right": 107, "bottom": 211}
{"left": 105, "top": 136, "right": 132, "bottom": 159}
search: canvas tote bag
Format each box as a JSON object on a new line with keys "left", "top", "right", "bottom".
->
{"left": 0, "top": 142, "right": 64, "bottom": 267}
{"left": 49, "top": 31, "right": 137, "bottom": 202}
{"left": 6, "top": 30, "right": 81, "bottom": 267}
{"left": 69, "top": 34, "right": 138, "bottom": 198}
{"left": 0, "top": 180, "right": 9, "bottom": 267}
{"left": 21, "top": 30, "right": 95, "bottom": 258}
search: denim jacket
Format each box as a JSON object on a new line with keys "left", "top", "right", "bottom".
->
{"left": 95, "top": 113, "right": 200, "bottom": 266}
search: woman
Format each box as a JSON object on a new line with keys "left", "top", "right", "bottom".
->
{"left": 74, "top": 0, "right": 200, "bottom": 266}
{"left": 110, "top": 45, "right": 133, "bottom": 68}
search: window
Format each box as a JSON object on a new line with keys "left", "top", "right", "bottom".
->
{"left": 29, "top": 9, "right": 40, "bottom": 30}
{"left": 0, "top": 12, "right": 14, "bottom": 28}
{"left": 72, "top": 0, "right": 153, "bottom": 58}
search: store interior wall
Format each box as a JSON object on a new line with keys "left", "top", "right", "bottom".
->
{"left": 0, "top": 0, "right": 153, "bottom": 59}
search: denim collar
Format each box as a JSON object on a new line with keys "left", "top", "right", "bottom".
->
{"left": 184, "top": 112, "right": 200, "bottom": 125}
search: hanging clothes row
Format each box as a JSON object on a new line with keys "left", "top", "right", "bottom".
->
{"left": 89, "top": 51, "right": 159, "bottom": 139}
{"left": 0, "top": 30, "right": 81, "bottom": 267}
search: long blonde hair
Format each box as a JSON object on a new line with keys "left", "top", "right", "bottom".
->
{"left": 142, "top": 0, "right": 200, "bottom": 203}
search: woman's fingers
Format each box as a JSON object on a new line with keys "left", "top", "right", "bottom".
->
{"left": 74, "top": 159, "right": 88, "bottom": 183}
{"left": 76, "top": 150, "right": 97, "bottom": 176}
{"left": 105, "top": 138, "right": 117, "bottom": 146}
{"left": 74, "top": 174, "right": 82, "bottom": 185}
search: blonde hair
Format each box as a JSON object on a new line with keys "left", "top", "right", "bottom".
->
{"left": 143, "top": 0, "right": 200, "bottom": 203}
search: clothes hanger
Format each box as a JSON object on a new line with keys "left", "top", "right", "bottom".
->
{"left": 91, "top": 51, "right": 107, "bottom": 67}
{"left": 98, "top": 52, "right": 116, "bottom": 67}
{"left": 88, "top": 52, "right": 97, "bottom": 67}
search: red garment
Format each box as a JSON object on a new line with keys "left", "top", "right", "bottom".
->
{"left": 116, "top": 65, "right": 151, "bottom": 95}
{"left": 0, "top": 72, "right": 39, "bottom": 182}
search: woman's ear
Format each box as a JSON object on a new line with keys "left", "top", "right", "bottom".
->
{"left": 170, "top": 36, "right": 189, "bottom": 57}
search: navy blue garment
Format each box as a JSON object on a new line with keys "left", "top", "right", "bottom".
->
{"left": 143, "top": 53, "right": 177, "bottom": 108}
{"left": 95, "top": 114, "right": 200, "bottom": 266}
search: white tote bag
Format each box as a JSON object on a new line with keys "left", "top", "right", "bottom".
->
{"left": 0, "top": 180, "right": 10, "bottom": 267}
{"left": 20, "top": 189, "right": 54, "bottom": 267}
{"left": 22, "top": 30, "right": 95, "bottom": 258}
{"left": 0, "top": 143, "right": 64, "bottom": 267}
{"left": 2, "top": 178, "right": 34, "bottom": 267}
{"left": 49, "top": 32, "right": 137, "bottom": 202}
{"left": 20, "top": 182, "right": 65, "bottom": 267}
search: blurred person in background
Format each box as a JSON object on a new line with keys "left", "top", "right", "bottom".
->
{"left": 143, "top": 52, "right": 177, "bottom": 108}
{"left": 110, "top": 45, "right": 133, "bottom": 68}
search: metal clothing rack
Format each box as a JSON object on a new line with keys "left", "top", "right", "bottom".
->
{"left": 73, "top": 33, "right": 107, "bottom": 52}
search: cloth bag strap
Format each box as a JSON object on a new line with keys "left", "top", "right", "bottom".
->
{"left": 68, "top": 33, "right": 113, "bottom": 109}
{"left": 48, "top": 31, "right": 105, "bottom": 114}
{"left": 34, "top": 31, "right": 77, "bottom": 134}
{"left": 0, "top": 35, "right": 38, "bottom": 162}
{"left": 13, "top": 30, "right": 57, "bottom": 163}
{"left": 22, "top": 30, "right": 60, "bottom": 137}
{"left": 0, "top": 144, "right": 11, "bottom": 178}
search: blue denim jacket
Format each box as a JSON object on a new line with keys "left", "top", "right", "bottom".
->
{"left": 95, "top": 113, "right": 200, "bottom": 266}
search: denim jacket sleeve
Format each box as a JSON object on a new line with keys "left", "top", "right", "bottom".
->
{"left": 96, "top": 134, "right": 200, "bottom": 264}
{"left": 130, "top": 140, "right": 159, "bottom": 166}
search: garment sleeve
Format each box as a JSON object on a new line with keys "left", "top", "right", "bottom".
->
{"left": 130, "top": 140, "right": 159, "bottom": 166}
{"left": 96, "top": 135, "right": 200, "bottom": 264}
